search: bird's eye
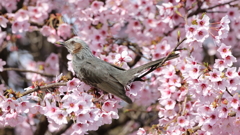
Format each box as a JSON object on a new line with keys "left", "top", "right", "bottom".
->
{"left": 70, "top": 41, "right": 75, "bottom": 44}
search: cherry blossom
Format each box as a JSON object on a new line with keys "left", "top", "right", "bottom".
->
{"left": 217, "top": 43, "right": 232, "bottom": 58}
{"left": 213, "top": 59, "right": 227, "bottom": 71}
{"left": 57, "top": 23, "right": 72, "bottom": 40}
{"left": 208, "top": 69, "right": 222, "bottom": 82}
{"left": 115, "top": 50, "right": 132, "bottom": 63}
{"left": 12, "top": 20, "right": 30, "bottom": 33}
{"left": 15, "top": 9, "right": 29, "bottom": 21}
{"left": 0, "top": 0, "right": 240, "bottom": 134}
{"left": 177, "top": 116, "right": 189, "bottom": 127}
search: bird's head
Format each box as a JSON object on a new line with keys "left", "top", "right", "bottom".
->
{"left": 55, "top": 37, "right": 92, "bottom": 55}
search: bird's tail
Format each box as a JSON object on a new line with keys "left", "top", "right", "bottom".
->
{"left": 121, "top": 53, "right": 179, "bottom": 85}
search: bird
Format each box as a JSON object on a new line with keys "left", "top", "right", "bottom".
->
{"left": 56, "top": 37, "right": 179, "bottom": 104}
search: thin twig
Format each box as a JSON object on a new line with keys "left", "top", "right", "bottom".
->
{"left": 181, "top": 97, "right": 187, "bottom": 116}
{"left": 206, "top": 11, "right": 227, "bottom": 13}
{"left": 164, "top": 25, "right": 181, "bottom": 36}
{"left": 3, "top": 68, "right": 55, "bottom": 77}
{"left": 225, "top": 88, "right": 233, "bottom": 96}
{"left": 187, "top": 0, "right": 238, "bottom": 17}
{"left": 157, "top": 37, "right": 186, "bottom": 68}
{"left": 136, "top": 37, "right": 186, "bottom": 79}
{"left": 185, "top": 126, "right": 202, "bottom": 135}
{"left": 21, "top": 82, "right": 67, "bottom": 97}
{"left": 205, "top": 0, "right": 238, "bottom": 10}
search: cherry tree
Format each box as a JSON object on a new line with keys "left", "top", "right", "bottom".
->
{"left": 0, "top": 0, "right": 240, "bottom": 135}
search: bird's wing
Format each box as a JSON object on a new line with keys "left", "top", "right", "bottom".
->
{"left": 79, "top": 58, "right": 132, "bottom": 103}
{"left": 79, "top": 59, "right": 120, "bottom": 84}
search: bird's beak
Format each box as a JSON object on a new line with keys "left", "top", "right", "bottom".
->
{"left": 55, "top": 41, "right": 65, "bottom": 46}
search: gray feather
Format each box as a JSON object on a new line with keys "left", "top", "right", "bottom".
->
{"left": 75, "top": 57, "right": 132, "bottom": 103}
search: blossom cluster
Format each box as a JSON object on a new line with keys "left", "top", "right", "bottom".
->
{"left": 0, "top": 0, "right": 240, "bottom": 135}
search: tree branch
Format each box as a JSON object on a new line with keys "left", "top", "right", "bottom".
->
{"left": 34, "top": 115, "right": 49, "bottom": 135}
{"left": 226, "top": 88, "right": 233, "bottom": 96}
{"left": 181, "top": 97, "right": 188, "bottom": 116}
{"left": 3, "top": 68, "right": 55, "bottom": 77}
{"left": 187, "top": 0, "right": 238, "bottom": 17}
{"left": 205, "top": 0, "right": 238, "bottom": 10}
{"left": 21, "top": 82, "right": 67, "bottom": 97}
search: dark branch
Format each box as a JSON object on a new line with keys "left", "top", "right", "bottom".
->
{"left": 34, "top": 115, "right": 49, "bottom": 135}
{"left": 226, "top": 88, "right": 233, "bottom": 96}
{"left": 21, "top": 82, "right": 67, "bottom": 97}
{"left": 188, "top": 0, "right": 238, "bottom": 17}
{"left": 205, "top": 0, "right": 238, "bottom": 10}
